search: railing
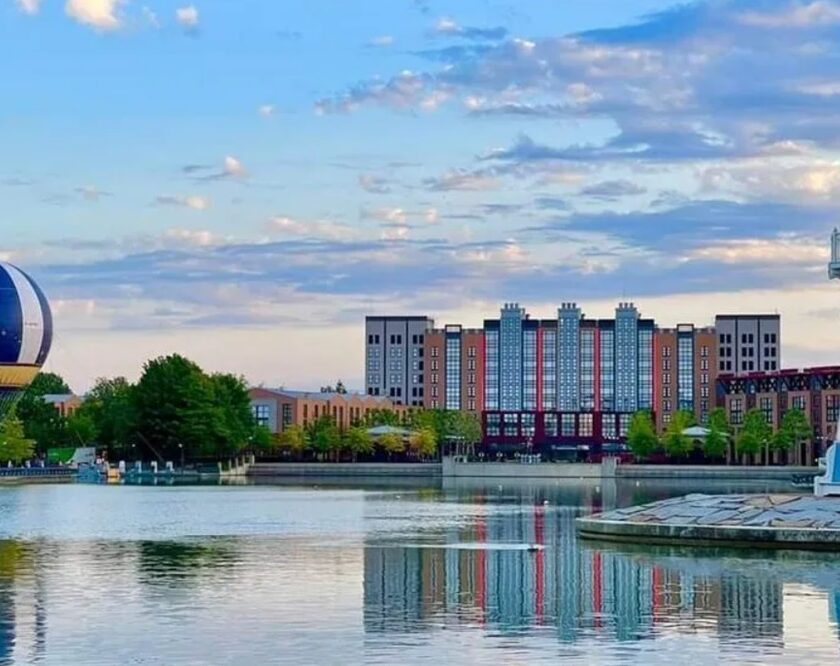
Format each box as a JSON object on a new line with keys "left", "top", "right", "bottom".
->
{"left": 0, "top": 466, "right": 75, "bottom": 478}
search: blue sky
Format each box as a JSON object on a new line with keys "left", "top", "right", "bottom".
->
{"left": 4, "top": 0, "right": 840, "bottom": 391}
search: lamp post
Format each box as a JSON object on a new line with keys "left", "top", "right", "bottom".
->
{"left": 177, "top": 443, "right": 184, "bottom": 472}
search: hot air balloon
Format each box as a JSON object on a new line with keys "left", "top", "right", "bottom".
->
{"left": 0, "top": 263, "right": 53, "bottom": 421}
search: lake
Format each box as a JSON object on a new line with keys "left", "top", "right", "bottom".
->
{"left": 0, "top": 477, "right": 838, "bottom": 664}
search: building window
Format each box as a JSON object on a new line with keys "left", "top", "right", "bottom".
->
{"left": 730, "top": 398, "right": 744, "bottom": 426}
{"left": 522, "top": 413, "right": 536, "bottom": 438}
{"left": 663, "top": 358, "right": 671, "bottom": 371}
{"left": 486, "top": 413, "right": 500, "bottom": 437}
{"left": 677, "top": 334, "right": 694, "bottom": 412}
{"left": 760, "top": 397, "right": 773, "bottom": 425}
{"left": 253, "top": 404, "right": 270, "bottom": 427}
{"left": 579, "top": 413, "right": 593, "bottom": 437}
{"left": 791, "top": 395, "right": 806, "bottom": 411}
{"left": 445, "top": 334, "right": 461, "bottom": 411}
{"left": 485, "top": 329, "right": 499, "bottom": 411}
{"left": 701, "top": 345, "right": 708, "bottom": 357}
{"left": 827, "top": 395, "right": 840, "bottom": 428}
{"left": 523, "top": 329, "right": 537, "bottom": 411}
{"left": 544, "top": 413, "right": 558, "bottom": 437}
{"left": 561, "top": 414, "right": 575, "bottom": 437}
{"left": 281, "top": 404, "right": 292, "bottom": 427}
{"left": 602, "top": 414, "right": 617, "bottom": 440}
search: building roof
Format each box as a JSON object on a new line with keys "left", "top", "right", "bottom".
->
{"left": 253, "top": 388, "right": 393, "bottom": 404}
{"left": 41, "top": 393, "right": 80, "bottom": 404}
{"left": 367, "top": 425, "right": 411, "bottom": 437}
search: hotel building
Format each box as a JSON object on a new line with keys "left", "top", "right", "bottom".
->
{"left": 715, "top": 314, "right": 781, "bottom": 374}
{"left": 423, "top": 325, "right": 484, "bottom": 415}
{"left": 481, "top": 302, "right": 655, "bottom": 452}
{"left": 364, "top": 316, "right": 434, "bottom": 406}
{"left": 654, "top": 324, "right": 718, "bottom": 430}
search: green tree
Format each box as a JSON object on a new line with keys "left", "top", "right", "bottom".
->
{"left": 65, "top": 411, "right": 97, "bottom": 446}
{"left": 308, "top": 415, "right": 341, "bottom": 460}
{"left": 208, "top": 373, "right": 255, "bottom": 457}
{"left": 78, "top": 377, "right": 135, "bottom": 458}
{"left": 16, "top": 372, "right": 71, "bottom": 453}
{"left": 277, "top": 425, "right": 308, "bottom": 455}
{"left": 704, "top": 408, "right": 730, "bottom": 460}
{"left": 627, "top": 411, "right": 658, "bottom": 460}
{"left": 132, "top": 354, "right": 223, "bottom": 462}
{"left": 736, "top": 408, "right": 771, "bottom": 458}
{"left": 365, "top": 409, "right": 400, "bottom": 427}
{"left": 449, "top": 411, "right": 482, "bottom": 448}
{"left": 250, "top": 425, "right": 275, "bottom": 454}
{"left": 378, "top": 432, "right": 404, "bottom": 458}
{"left": 0, "top": 411, "right": 34, "bottom": 464}
{"left": 409, "top": 427, "right": 437, "bottom": 459}
{"left": 661, "top": 410, "right": 695, "bottom": 459}
{"left": 773, "top": 408, "right": 811, "bottom": 455}
{"left": 344, "top": 426, "right": 373, "bottom": 461}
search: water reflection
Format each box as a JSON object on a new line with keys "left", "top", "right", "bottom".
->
{"left": 0, "top": 482, "right": 835, "bottom": 664}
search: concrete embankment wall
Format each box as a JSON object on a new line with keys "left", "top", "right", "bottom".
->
{"left": 249, "top": 463, "right": 442, "bottom": 478}
{"left": 249, "top": 460, "right": 817, "bottom": 481}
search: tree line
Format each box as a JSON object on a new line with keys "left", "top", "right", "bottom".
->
{"left": 261, "top": 407, "right": 482, "bottom": 462}
{"left": 12, "top": 354, "right": 256, "bottom": 464}
{"left": 627, "top": 406, "right": 812, "bottom": 463}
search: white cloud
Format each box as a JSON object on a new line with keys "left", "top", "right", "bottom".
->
{"left": 65, "top": 0, "right": 123, "bottom": 31}
{"left": 269, "top": 216, "right": 353, "bottom": 240}
{"left": 156, "top": 195, "right": 211, "bottom": 210}
{"left": 175, "top": 4, "right": 199, "bottom": 27}
{"left": 16, "top": 0, "right": 40, "bottom": 14}
{"left": 424, "top": 169, "right": 502, "bottom": 191}
{"left": 739, "top": 1, "right": 840, "bottom": 28}
{"left": 258, "top": 104, "right": 276, "bottom": 117}
{"left": 163, "top": 228, "right": 221, "bottom": 247}
{"left": 380, "top": 224, "right": 410, "bottom": 241}
{"left": 358, "top": 174, "right": 391, "bottom": 194}
{"left": 368, "top": 35, "right": 394, "bottom": 47}
{"left": 424, "top": 207, "right": 439, "bottom": 224}
{"left": 434, "top": 16, "right": 459, "bottom": 34}
{"left": 362, "top": 207, "right": 407, "bottom": 224}
{"left": 224, "top": 155, "right": 245, "bottom": 178}
{"left": 690, "top": 238, "right": 829, "bottom": 265}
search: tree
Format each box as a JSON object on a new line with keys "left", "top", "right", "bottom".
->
{"left": 208, "top": 373, "right": 255, "bottom": 457}
{"left": 250, "top": 425, "right": 275, "bottom": 454}
{"left": 773, "top": 408, "right": 811, "bottom": 455}
{"left": 378, "top": 432, "right": 404, "bottom": 458}
{"left": 736, "top": 408, "right": 771, "bottom": 458}
{"left": 627, "top": 411, "right": 658, "bottom": 460}
{"left": 132, "top": 354, "right": 225, "bottom": 462}
{"left": 65, "top": 411, "right": 97, "bottom": 446}
{"left": 0, "top": 411, "right": 34, "bottom": 464}
{"left": 344, "top": 426, "right": 373, "bottom": 461}
{"left": 308, "top": 415, "right": 341, "bottom": 460}
{"left": 661, "top": 410, "right": 695, "bottom": 459}
{"left": 704, "top": 408, "right": 730, "bottom": 460}
{"left": 16, "top": 372, "right": 71, "bottom": 453}
{"left": 449, "top": 411, "right": 482, "bottom": 448}
{"left": 320, "top": 380, "right": 347, "bottom": 394}
{"left": 364, "top": 409, "right": 400, "bottom": 427}
{"left": 277, "top": 425, "right": 308, "bottom": 455}
{"left": 78, "top": 377, "right": 135, "bottom": 458}
{"left": 409, "top": 428, "right": 437, "bottom": 459}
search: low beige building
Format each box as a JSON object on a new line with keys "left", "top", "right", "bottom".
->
{"left": 249, "top": 388, "right": 407, "bottom": 434}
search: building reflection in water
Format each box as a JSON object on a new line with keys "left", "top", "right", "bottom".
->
{"left": 363, "top": 503, "right": 789, "bottom": 647}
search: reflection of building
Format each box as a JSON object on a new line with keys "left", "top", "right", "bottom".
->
{"left": 363, "top": 503, "right": 788, "bottom": 646}
{"left": 249, "top": 388, "right": 406, "bottom": 433}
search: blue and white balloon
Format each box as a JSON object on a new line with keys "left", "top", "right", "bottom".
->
{"left": 0, "top": 263, "right": 53, "bottom": 420}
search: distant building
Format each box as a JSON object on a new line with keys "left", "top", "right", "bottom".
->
{"left": 41, "top": 394, "right": 82, "bottom": 417}
{"left": 717, "top": 366, "right": 840, "bottom": 464}
{"left": 654, "top": 324, "right": 717, "bottom": 429}
{"left": 423, "top": 325, "right": 484, "bottom": 415}
{"left": 715, "top": 314, "right": 780, "bottom": 374}
{"left": 482, "top": 302, "right": 655, "bottom": 452}
{"left": 249, "top": 388, "right": 406, "bottom": 434}
{"left": 364, "top": 316, "right": 434, "bottom": 406}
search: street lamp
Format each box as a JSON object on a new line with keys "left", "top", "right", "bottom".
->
{"left": 177, "top": 443, "right": 184, "bottom": 472}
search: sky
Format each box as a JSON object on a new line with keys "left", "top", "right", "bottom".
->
{"left": 3, "top": 0, "right": 840, "bottom": 392}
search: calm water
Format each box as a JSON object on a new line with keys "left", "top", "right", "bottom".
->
{"left": 0, "top": 478, "right": 838, "bottom": 664}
